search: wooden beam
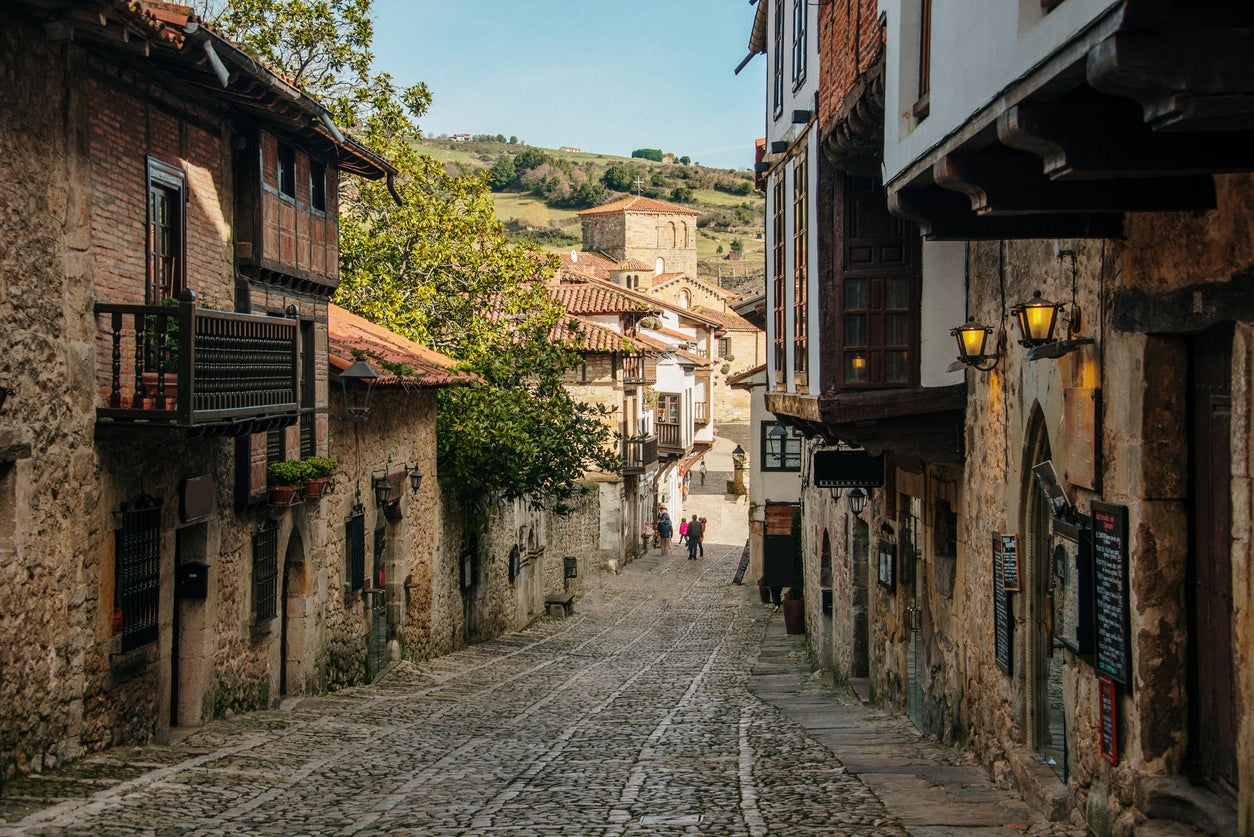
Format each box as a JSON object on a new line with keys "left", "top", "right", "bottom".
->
{"left": 888, "top": 186, "right": 1124, "bottom": 241}
{"left": 934, "top": 152, "right": 1215, "bottom": 215}
{"left": 1112, "top": 275, "right": 1254, "bottom": 334}
{"left": 1088, "top": 28, "right": 1254, "bottom": 133}
{"left": 999, "top": 101, "right": 1254, "bottom": 181}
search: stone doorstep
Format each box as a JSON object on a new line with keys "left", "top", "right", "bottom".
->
{"left": 1005, "top": 745, "right": 1071, "bottom": 822}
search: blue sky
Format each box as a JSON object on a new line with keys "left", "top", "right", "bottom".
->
{"left": 370, "top": 0, "right": 764, "bottom": 170}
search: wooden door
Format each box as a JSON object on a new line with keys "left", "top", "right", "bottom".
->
{"left": 1188, "top": 326, "right": 1237, "bottom": 793}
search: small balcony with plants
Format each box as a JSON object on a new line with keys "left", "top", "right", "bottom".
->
{"left": 95, "top": 293, "right": 300, "bottom": 435}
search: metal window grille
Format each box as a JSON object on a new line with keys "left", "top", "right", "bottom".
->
{"left": 347, "top": 503, "right": 366, "bottom": 592}
{"left": 253, "top": 521, "right": 279, "bottom": 623}
{"left": 266, "top": 426, "right": 284, "bottom": 469}
{"left": 116, "top": 499, "right": 162, "bottom": 653}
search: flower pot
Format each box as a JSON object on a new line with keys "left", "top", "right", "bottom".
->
{"left": 782, "top": 597, "right": 806, "bottom": 635}
{"left": 141, "top": 371, "right": 178, "bottom": 409}
{"left": 303, "top": 477, "right": 334, "bottom": 499}
{"left": 268, "top": 483, "right": 303, "bottom": 507}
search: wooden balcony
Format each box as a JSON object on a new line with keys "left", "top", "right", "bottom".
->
{"left": 95, "top": 298, "right": 299, "bottom": 435}
{"left": 620, "top": 354, "right": 657, "bottom": 385}
{"left": 657, "top": 422, "right": 686, "bottom": 455}
{"left": 694, "top": 401, "right": 710, "bottom": 426}
{"left": 622, "top": 435, "right": 658, "bottom": 475}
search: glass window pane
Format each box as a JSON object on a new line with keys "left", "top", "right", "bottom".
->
{"left": 885, "top": 276, "right": 910, "bottom": 309}
{"left": 885, "top": 313, "right": 909, "bottom": 346}
{"left": 845, "top": 354, "right": 869, "bottom": 383}
{"left": 844, "top": 314, "right": 866, "bottom": 347}
{"left": 844, "top": 278, "right": 866, "bottom": 309}
{"left": 885, "top": 351, "right": 908, "bottom": 383}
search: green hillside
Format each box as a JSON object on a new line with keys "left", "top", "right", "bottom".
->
{"left": 415, "top": 138, "right": 765, "bottom": 290}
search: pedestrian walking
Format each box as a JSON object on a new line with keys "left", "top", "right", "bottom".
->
{"left": 698, "top": 459, "right": 707, "bottom": 485}
{"left": 686, "top": 515, "right": 703, "bottom": 560}
{"left": 657, "top": 511, "right": 673, "bottom": 556}
{"left": 698, "top": 516, "right": 707, "bottom": 557}
{"left": 678, "top": 516, "right": 689, "bottom": 545}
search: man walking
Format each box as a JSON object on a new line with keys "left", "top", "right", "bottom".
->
{"left": 698, "top": 459, "right": 708, "bottom": 485}
{"left": 686, "top": 515, "right": 703, "bottom": 560}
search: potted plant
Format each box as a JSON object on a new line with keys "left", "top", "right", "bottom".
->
{"left": 267, "top": 459, "right": 309, "bottom": 506}
{"left": 301, "top": 456, "right": 338, "bottom": 499}
{"left": 782, "top": 507, "right": 806, "bottom": 634}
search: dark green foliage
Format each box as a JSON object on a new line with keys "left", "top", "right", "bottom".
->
{"left": 669, "top": 186, "right": 693, "bottom": 203}
{"left": 715, "top": 178, "right": 754, "bottom": 196}
{"left": 487, "top": 155, "right": 517, "bottom": 190}
{"left": 631, "top": 148, "right": 664, "bottom": 162}
{"left": 601, "top": 163, "right": 638, "bottom": 192}
{"left": 679, "top": 155, "right": 691, "bottom": 165}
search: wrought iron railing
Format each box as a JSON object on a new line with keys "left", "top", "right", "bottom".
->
{"left": 95, "top": 296, "right": 299, "bottom": 432}
{"left": 622, "top": 435, "right": 658, "bottom": 473}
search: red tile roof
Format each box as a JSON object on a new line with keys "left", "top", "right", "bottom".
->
{"left": 546, "top": 281, "right": 661, "bottom": 316}
{"left": 578, "top": 196, "right": 701, "bottom": 217}
{"left": 557, "top": 251, "right": 616, "bottom": 281}
{"left": 694, "top": 305, "right": 760, "bottom": 332}
{"left": 613, "top": 258, "right": 654, "bottom": 272}
{"left": 327, "top": 305, "right": 476, "bottom": 387}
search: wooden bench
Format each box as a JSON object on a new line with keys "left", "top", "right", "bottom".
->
{"left": 545, "top": 593, "right": 575, "bottom": 618}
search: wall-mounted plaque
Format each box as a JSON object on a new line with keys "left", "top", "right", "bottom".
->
{"left": 1063, "top": 388, "right": 1100, "bottom": 491}
{"left": 1092, "top": 502, "right": 1130, "bottom": 685}
{"left": 877, "top": 537, "right": 896, "bottom": 590}
{"left": 993, "top": 533, "right": 1014, "bottom": 675}
{"left": 1099, "top": 677, "right": 1119, "bottom": 764}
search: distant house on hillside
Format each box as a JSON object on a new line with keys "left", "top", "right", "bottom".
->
{"left": 451, "top": 133, "right": 472, "bottom": 141}
{"left": 560, "top": 145, "right": 582, "bottom": 153}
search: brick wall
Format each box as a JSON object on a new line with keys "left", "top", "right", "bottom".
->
{"left": 818, "top": 0, "right": 883, "bottom": 124}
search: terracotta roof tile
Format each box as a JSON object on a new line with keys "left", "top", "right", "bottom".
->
{"left": 612, "top": 258, "right": 654, "bottom": 272}
{"left": 694, "top": 305, "right": 759, "bottom": 331}
{"left": 546, "top": 282, "right": 660, "bottom": 316}
{"left": 327, "top": 305, "right": 476, "bottom": 387}
{"left": 577, "top": 195, "right": 701, "bottom": 217}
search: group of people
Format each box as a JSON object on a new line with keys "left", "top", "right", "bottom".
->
{"left": 655, "top": 512, "right": 707, "bottom": 560}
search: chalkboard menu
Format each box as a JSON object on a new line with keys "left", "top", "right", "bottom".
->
{"left": 1001, "top": 534, "right": 1020, "bottom": 592}
{"left": 993, "top": 533, "right": 1014, "bottom": 675}
{"left": 1092, "top": 501, "right": 1130, "bottom": 685}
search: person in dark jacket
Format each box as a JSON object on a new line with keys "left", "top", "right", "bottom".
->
{"left": 686, "top": 515, "right": 704, "bottom": 560}
{"left": 657, "top": 512, "right": 674, "bottom": 556}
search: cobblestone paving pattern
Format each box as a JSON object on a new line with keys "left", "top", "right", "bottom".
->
{"left": 2, "top": 539, "right": 909, "bottom": 836}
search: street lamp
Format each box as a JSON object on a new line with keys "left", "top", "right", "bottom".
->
{"left": 372, "top": 469, "right": 392, "bottom": 506}
{"left": 408, "top": 463, "right": 424, "bottom": 494}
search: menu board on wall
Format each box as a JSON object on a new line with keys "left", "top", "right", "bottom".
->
{"left": 993, "top": 533, "right": 1014, "bottom": 675}
{"left": 1099, "top": 677, "right": 1119, "bottom": 764}
{"left": 1001, "top": 534, "right": 1020, "bottom": 592}
{"left": 1092, "top": 501, "right": 1130, "bottom": 685}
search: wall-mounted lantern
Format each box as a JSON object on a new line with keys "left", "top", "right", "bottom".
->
{"left": 848, "top": 487, "right": 869, "bottom": 517}
{"left": 829, "top": 486, "right": 843, "bottom": 502}
{"left": 408, "top": 463, "right": 423, "bottom": 494}
{"left": 371, "top": 469, "right": 392, "bottom": 507}
{"left": 950, "top": 317, "right": 999, "bottom": 371}
{"left": 1011, "top": 290, "right": 1063, "bottom": 348}
{"left": 338, "top": 357, "right": 380, "bottom": 422}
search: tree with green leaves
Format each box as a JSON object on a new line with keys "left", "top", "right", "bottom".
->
{"left": 199, "top": 0, "right": 620, "bottom": 510}
{"left": 631, "top": 148, "right": 664, "bottom": 162}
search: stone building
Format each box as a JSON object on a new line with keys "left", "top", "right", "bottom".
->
{"left": 745, "top": 0, "right": 1254, "bottom": 833}
{"left": 570, "top": 196, "right": 765, "bottom": 424}
{"left": 0, "top": 0, "right": 475, "bottom": 779}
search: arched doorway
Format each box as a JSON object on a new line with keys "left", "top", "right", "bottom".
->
{"left": 280, "top": 528, "right": 307, "bottom": 697}
{"left": 1022, "top": 408, "right": 1066, "bottom": 777}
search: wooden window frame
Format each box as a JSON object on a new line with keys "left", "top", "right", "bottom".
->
{"left": 277, "top": 143, "right": 297, "bottom": 200}
{"left": 772, "top": 0, "right": 785, "bottom": 118}
{"left": 146, "top": 157, "right": 186, "bottom": 304}
{"left": 793, "top": 149, "right": 809, "bottom": 377}
{"left": 772, "top": 176, "right": 787, "bottom": 377}
{"left": 913, "top": 0, "right": 932, "bottom": 119}
{"left": 791, "top": 0, "right": 807, "bottom": 89}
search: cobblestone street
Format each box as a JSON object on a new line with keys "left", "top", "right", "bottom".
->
{"left": 0, "top": 440, "right": 1079, "bottom": 836}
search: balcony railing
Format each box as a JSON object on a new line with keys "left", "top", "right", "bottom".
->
{"left": 95, "top": 298, "right": 299, "bottom": 434}
{"left": 620, "top": 354, "right": 657, "bottom": 385}
{"left": 694, "top": 401, "right": 710, "bottom": 426}
{"left": 622, "top": 435, "right": 658, "bottom": 474}
{"left": 657, "top": 421, "right": 683, "bottom": 452}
